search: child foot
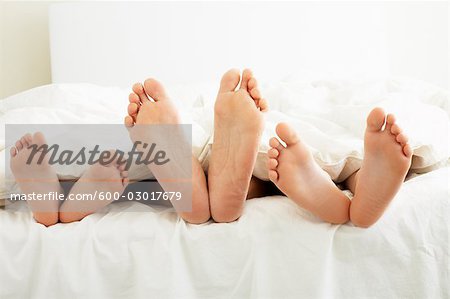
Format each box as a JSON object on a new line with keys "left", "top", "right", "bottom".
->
{"left": 10, "top": 132, "right": 62, "bottom": 226}
{"left": 59, "top": 152, "right": 129, "bottom": 223}
{"left": 268, "top": 123, "right": 350, "bottom": 224}
{"left": 350, "top": 108, "right": 412, "bottom": 227}
{"left": 209, "top": 69, "right": 269, "bottom": 223}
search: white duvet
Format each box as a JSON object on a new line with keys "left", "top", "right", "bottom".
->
{"left": 0, "top": 76, "right": 449, "bottom": 199}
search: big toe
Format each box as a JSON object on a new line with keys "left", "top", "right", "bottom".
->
{"left": 143, "top": 78, "right": 169, "bottom": 101}
{"left": 32, "top": 132, "right": 47, "bottom": 147}
{"left": 219, "top": 69, "right": 240, "bottom": 93}
{"left": 276, "top": 123, "right": 300, "bottom": 146}
{"left": 366, "top": 107, "right": 386, "bottom": 132}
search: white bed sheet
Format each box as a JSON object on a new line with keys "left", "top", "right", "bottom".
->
{"left": 0, "top": 166, "right": 448, "bottom": 298}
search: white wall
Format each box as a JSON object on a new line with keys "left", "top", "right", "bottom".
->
{"left": 0, "top": 1, "right": 448, "bottom": 100}
{"left": 50, "top": 2, "right": 392, "bottom": 87}
{"left": 384, "top": 2, "right": 449, "bottom": 89}
{"left": 0, "top": 1, "right": 53, "bottom": 99}
{"left": 48, "top": 1, "right": 450, "bottom": 90}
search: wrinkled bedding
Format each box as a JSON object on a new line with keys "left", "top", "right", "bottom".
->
{"left": 0, "top": 77, "right": 449, "bottom": 199}
{"left": 0, "top": 166, "right": 448, "bottom": 298}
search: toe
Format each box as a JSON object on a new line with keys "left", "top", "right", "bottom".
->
{"left": 20, "top": 136, "right": 29, "bottom": 148}
{"left": 248, "top": 77, "right": 258, "bottom": 90}
{"left": 124, "top": 116, "right": 134, "bottom": 127}
{"left": 250, "top": 87, "right": 261, "bottom": 101}
{"left": 10, "top": 147, "right": 17, "bottom": 157}
{"left": 275, "top": 123, "right": 300, "bottom": 146}
{"left": 268, "top": 170, "right": 279, "bottom": 182}
{"left": 15, "top": 140, "right": 23, "bottom": 151}
{"left": 268, "top": 148, "right": 279, "bottom": 158}
{"left": 129, "top": 93, "right": 141, "bottom": 105}
{"left": 386, "top": 113, "right": 396, "bottom": 125}
{"left": 385, "top": 113, "right": 396, "bottom": 131}
{"left": 268, "top": 158, "right": 278, "bottom": 169}
{"left": 128, "top": 103, "right": 139, "bottom": 117}
{"left": 240, "top": 69, "right": 253, "bottom": 90}
{"left": 32, "top": 132, "right": 47, "bottom": 146}
{"left": 219, "top": 69, "right": 240, "bottom": 93}
{"left": 366, "top": 107, "right": 386, "bottom": 132}
{"left": 403, "top": 144, "right": 413, "bottom": 158}
{"left": 132, "top": 83, "right": 150, "bottom": 103}
{"left": 118, "top": 154, "right": 128, "bottom": 166}
{"left": 122, "top": 177, "right": 129, "bottom": 187}
{"left": 269, "top": 137, "right": 284, "bottom": 151}
{"left": 120, "top": 171, "right": 128, "bottom": 178}
{"left": 396, "top": 133, "right": 409, "bottom": 145}
{"left": 259, "top": 98, "right": 269, "bottom": 112}
{"left": 25, "top": 133, "right": 32, "bottom": 144}
{"left": 143, "top": 78, "right": 169, "bottom": 101}
{"left": 390, "top": 123, "right": 402, "bottom": 135}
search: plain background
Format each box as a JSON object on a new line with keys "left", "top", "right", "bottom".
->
{"left": 0, "top": 1, "right": 448, "bottom": 99}
{"left": 0, "top": 1, "right": 52, "bottom": 99}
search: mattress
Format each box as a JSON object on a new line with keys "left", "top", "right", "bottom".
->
{"left": 0, "top": 166, "right": 448, "bottom": 298}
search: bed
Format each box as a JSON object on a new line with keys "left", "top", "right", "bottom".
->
{"left": 1, "top": 2, "right": 449, "bottom": 299}
{"left": 1, "top": 167, "right": 448, "bottom": 298}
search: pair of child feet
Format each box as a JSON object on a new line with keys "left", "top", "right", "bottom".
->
{"left": 10, "top": 69, "right": 412, "bottom": 227}
{"left": 10, "top": 136, "right": 129, "bottom": 226}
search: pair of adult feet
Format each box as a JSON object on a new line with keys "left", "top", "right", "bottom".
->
{"left": 124, "top": 69, "right": 268, "bottom": 223}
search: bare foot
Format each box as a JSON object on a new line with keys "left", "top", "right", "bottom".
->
{"left": 59, "top": 152, "right": 129, "bottom": 223}
{"left": 125, "top": 79, "right": 180, "bottom": 127}
{"left": 124, "top": 78, "right": 210, "bottom": 224}
{"left": 10, "top": 132, "right": 62, "bottom": 226}
{"left": 267, "top": 123, "right": 350, "bottom": 224}
{"left": 209, "top": 69, "right": 269, "bottom": 223}
{"left": 349, "top": 108, "right": 412, "bottom": 227}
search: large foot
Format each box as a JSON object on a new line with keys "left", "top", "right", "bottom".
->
{"left": 59, "top": 152, "right": 129, "bottom": 223}
{"left": 268, "top": 123, "right": 350, "bottom": 224}
{"left": 124, "top": 78, "right": 180, "bottom": 128}
{"left": 10, "top": 132, "right": 62, "bottom": 226}
{"left": 350, "top": 108, "right": 412, "bottom": 227}
{"left": 124, "top": 79, "right": 210, "bottom": 224}
{"left": 124, "top": 79, "right": 183, "bottom": 158}
{"left": 209, "top": 69, "right": 268, "bottom": 223}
